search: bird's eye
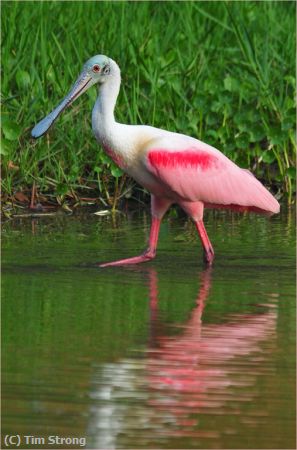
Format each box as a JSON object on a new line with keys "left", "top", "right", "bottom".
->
{"left": 92, "top": 64, "right": 100, "bottom": 73}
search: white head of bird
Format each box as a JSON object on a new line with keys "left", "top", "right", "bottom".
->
{"left": 31, "top": 55, "right": 120, "bottom": 139}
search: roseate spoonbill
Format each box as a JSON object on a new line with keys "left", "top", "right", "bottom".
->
{"left": 32, "top": 55, "right": 280, "bottom": 266}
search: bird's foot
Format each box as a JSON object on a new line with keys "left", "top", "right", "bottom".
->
{"left": 99, "top": 249, "right": 156, "bottom": 268}
{"left": 203, "top": 248, "right": 215, "bottom": 266}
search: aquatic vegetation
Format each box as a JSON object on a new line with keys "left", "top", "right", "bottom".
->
{"left": 1, "top": 1, "right": 295, "bottom": 209}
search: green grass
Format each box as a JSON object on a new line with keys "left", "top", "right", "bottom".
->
{"left": 1, "top": 1, "right": 296, "bottom": 209}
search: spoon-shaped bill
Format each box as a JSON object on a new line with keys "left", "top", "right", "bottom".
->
{"left": 31, "top": 72, "right": 93, "bottom": 139}
{"left": 31, "top": 110, "right": 60, "bottom": 139}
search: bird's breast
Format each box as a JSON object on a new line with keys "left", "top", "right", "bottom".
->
{"left": 102, "top": 144, "right": 126, "bottom": 170}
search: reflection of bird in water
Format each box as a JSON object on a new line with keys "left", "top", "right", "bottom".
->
{"left": 88, "top": 268, "right": 277, "bottom": 448}
{"left": 146, "top": 268, "right": 276, "bottom": 437}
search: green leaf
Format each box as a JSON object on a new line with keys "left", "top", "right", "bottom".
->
{"left": 2, "top": 120, "right": 21, "bottom": 141}
{"left": 284, "top": 75, "right": 296, "bottom": 88}
{"left": 234, "top": 112, "right": 249, "bottom": 132}
{"left": 245, "top": 108, "right": 261, "bottom": 123}
{"left": 286, "top": 167, "right": 296, "bottom": 180}
{"left": 194, "top": 96, "right": 208, "bottom": 110}
{"left": 174, "top": 234, "right": 187, "bottom": 242}
{"left": 46, "top": 65, "right": 55, "bottom": 81}
{"left": 281, "top": 121, "right": 294, "bottom": 131}
{"left": 224, "top": 75, "right": 232, "bottom": 92}
{"left": 206, "top": 113, "right": 218, "bottom": 126}
{"left": 0, "top": 138, "right": 14, "bottom": 155}
{"left": 268, "top": 128, "right": 286, "bottom": 146}
{"left": 235, "top": 110, "right": 261, "bottom": 133}
{"left": 217, "top": 126, "right": 228, "bottom": 142}
{"left": 224, "top": 142, "right": 236, "bottom": 153}
{"left": 205, "top": 129, "right": 218, "bottom": 139}
{"left": 111, "top": 166, "right": 124, "bottom": 178}
{"left": 275, "top": 174, "right": 283, "bottom": 182}
{"left": 224, "top": 75, "right": 240, "bottom": 93}
{"left": 235, "top": 133, "right": 250, "bottom": 149}
{"left": 220, "top": 94, "right": 232, "bottom": 105}
{"left": 100, "top": 153, "right": 112, "bottom": 164}
{"left": 249, "top": 124, "right": 265, "bottom": 142}
{"left": 56, "top": 183, "right": 69, "bottom": 195}
{"left": 16, "top": 70, "right": 31, "bottom": 89}
{"left": 210, "top": 101, "right": 222, "bottom": 113}
{"left": 262, "top": 151, "right": 276, "bottom": 164}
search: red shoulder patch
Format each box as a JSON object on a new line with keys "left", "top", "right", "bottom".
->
{"left": 148, "top": 148, "right": 217, "bottom": 170}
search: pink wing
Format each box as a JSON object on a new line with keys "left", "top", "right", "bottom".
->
{"left": 145, "top": 144, "right": 280, "bottom": 214}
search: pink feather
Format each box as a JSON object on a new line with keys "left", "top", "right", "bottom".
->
{"left": 146, "top": 146, "right": 280, "bottom": 214}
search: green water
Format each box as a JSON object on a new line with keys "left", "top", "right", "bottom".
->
{"left": 2, "top": 207, "right": 296, "bottom": 449}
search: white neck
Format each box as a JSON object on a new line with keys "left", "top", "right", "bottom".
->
{"left": 92, "top": 59, "right": 121, "bottom": 140}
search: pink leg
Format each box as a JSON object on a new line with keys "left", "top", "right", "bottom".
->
{"left": 99, "top": 196, "right": 171, "bottom": 267}
{"left": 178, "top": 200, "right": 214, "bottom": 265}
{"left": 195, "top": 220, "right": 214, "bottom": 265}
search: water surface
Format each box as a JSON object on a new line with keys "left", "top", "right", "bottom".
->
{"left": 2, "top": 206, "right": 296, "bottom": 449}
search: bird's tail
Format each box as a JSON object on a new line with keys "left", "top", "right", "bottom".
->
{"left": 205, "top": 168, "right": 280, "bottom": 215}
